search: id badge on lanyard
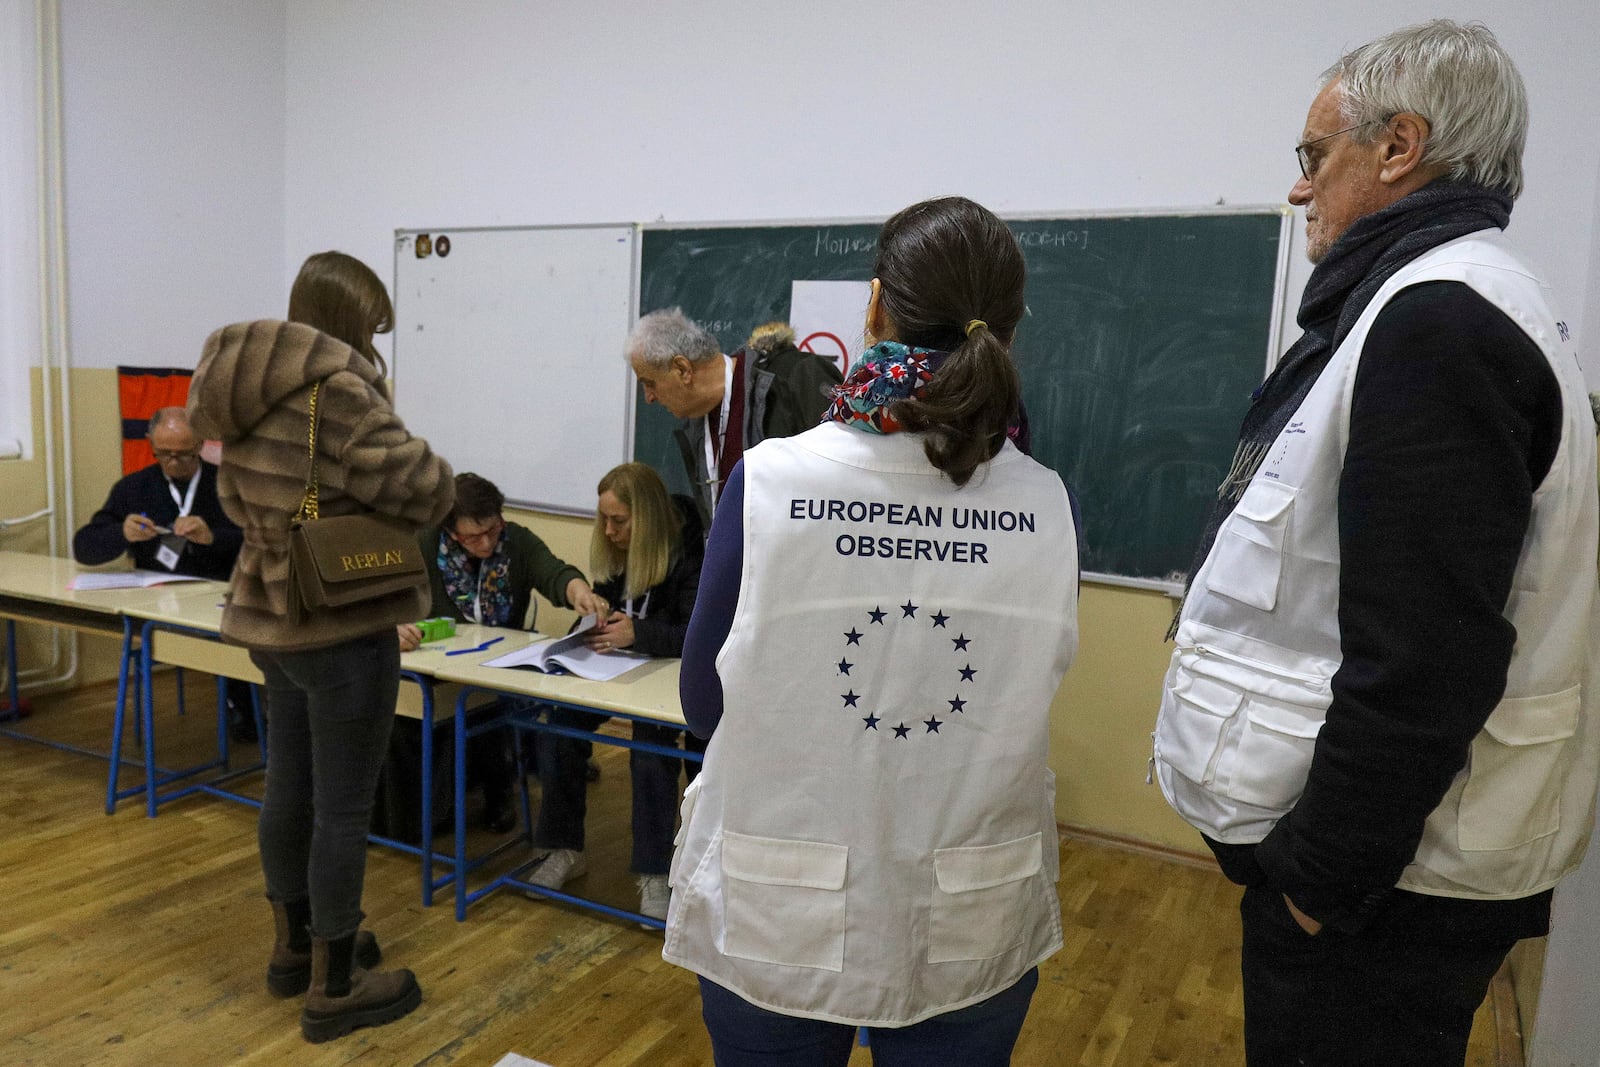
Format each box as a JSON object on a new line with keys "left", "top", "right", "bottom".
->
{"left": 157, "top": 470, "right": 200, "bottom": 570}
{"left": 701, "top": 355, "right": 735, "bottom": 519}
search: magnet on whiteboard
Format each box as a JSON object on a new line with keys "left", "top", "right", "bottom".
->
{"left": 415, "top": 234, "right": 433, "bottom": 258}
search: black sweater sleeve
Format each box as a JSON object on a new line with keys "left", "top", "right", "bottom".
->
{"left": 72, "top": 464, "right": 241, "bottom": 580}
{"left": 1252, "top": 281, "right": 1562, "bottom": 926}
{"left": 73, "top": 475, "right": 143, "bottom": 566}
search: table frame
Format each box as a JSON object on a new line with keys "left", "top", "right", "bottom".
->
{"left": 124, "top": 611, "right": 507, "bottom": 908}
{"left": 442, "top": 678, "right": 703, "bottom": 926}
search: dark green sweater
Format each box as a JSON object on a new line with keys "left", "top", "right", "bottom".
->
{"left": 418, "top": 521, "right": 583, "bottom": 631}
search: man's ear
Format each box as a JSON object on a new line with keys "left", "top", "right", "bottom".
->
{"left": 1378, "top": 112, "right": 1434, "bottom": 185}
{"left": 670, "top": 354, "right": 695, "bottom": 380}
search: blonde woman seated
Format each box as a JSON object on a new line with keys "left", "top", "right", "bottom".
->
{"left": 525, "top": 462, "right": 704, "bottom": 922}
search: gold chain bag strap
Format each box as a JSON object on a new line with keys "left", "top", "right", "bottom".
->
{"left": 285, "top": 381, "right": 427, "bottom": 621}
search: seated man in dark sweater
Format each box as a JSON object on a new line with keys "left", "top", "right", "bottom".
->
{"left": 74, "top": 406, "right": 252, "bottom": 739}
{"left": 74, "top": 407, "right": 242, "bottom": 580}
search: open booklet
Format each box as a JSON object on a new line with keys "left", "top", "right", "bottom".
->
{"left": 480, "top": 614, "right": 646, "bottom": 682}
{"left": 69, "top": 570, "right": 211, "bottom": 591}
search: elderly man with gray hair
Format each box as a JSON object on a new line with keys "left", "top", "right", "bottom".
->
{"left": 627, "top": 308, "right": 816, "bottom": 530}
{"left": 1152, "top": 20, "right": 1599, "bottom": 1064}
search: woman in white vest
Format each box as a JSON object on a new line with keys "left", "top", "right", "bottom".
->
{"left": 666, "top": 196, "right": 1081, "bottom": 1065}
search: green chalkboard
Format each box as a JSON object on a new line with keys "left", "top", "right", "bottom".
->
{"left": 634, "top": 212, "right": 1289, "bottom": 587}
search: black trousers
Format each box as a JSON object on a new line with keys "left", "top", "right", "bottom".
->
{"left": 1239, "top": 884, "right": 1517, "bottom": 1066}
{"left": 251, "top": 630, "right": 400, "bottom": 939}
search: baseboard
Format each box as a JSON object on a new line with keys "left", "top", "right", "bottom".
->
{"left": 1057, "top": 822, "right": 1220, "bottom": 872}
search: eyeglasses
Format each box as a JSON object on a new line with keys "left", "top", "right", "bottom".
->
{"left": 1295, "top": 121, "right": 1382, "bottom": 180}
{"left": 450, "top": 518, "right": 504, "bottom": 546}
{"left": 152, "top": 448, "right": 200, "bottom": 462}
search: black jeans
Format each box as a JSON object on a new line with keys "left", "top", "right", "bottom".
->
{"left": 531, "top": 707, "right": 706, "bottom": 873}
{"left": 1239, "top": 884, "right": 1517, "bottom": 1066}
{"left": 251, "top": 629, "right": 400, "bottom": 940}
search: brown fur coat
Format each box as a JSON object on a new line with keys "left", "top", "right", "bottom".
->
{"left": 188, "top": 320, "right": 453, "bottom": 651}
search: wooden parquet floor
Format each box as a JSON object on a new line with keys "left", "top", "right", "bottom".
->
{"left": 0, "top": 674, "right": 1500, "bottom": 1066}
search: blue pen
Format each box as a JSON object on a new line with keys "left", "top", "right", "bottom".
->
{"left": 445, "top": 636, "right": 505, "bottom": 656}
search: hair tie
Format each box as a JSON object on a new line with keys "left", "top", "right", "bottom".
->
{"left": 965, "top": 319, "right": 987, "bottom": 337}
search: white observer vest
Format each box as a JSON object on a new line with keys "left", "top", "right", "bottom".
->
{"left": 1154, "top": 231, "right": 1600, "bottom": 899}
{"left": 663, "top": 422, "right": 1079, "bottom": 1025}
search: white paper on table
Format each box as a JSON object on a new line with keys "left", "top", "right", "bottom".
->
{"left": 789, "top": 279, "right": 871, "bottom": 377}
{"left": 69, "top": 570, "right": 210, "bottom": 591}
{"left": 480, "top": 614, "right": 646, "bottom": 681}
{"left": 490, "top": 1055, "right": 555, "bottom": 1067}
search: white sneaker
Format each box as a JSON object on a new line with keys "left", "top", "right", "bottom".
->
{"left": 525, "top": 848, "right": 586, "bottom": 890}
{"left": 637, "top": 874, "right": 671, "bottom": 924}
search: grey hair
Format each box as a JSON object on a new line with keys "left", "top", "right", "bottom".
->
{"left": 626, "top": 307, "right": 720, "bottom": 370}
{"left": 146, "top": 406, "right": 192, "bottom": 437}
{"left": 1323, "top": 19, "right": 1527, "bottom": 200}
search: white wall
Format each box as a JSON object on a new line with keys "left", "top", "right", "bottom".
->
{"left": 1534, "top": 827, "right": 1600, "bottom": 1067}
{"left": 61, "top": 0, "right": 286, "bottom": 371}
{"left": 282, "top": 0, "right": 1600, "bottom": 384}
{"left": 0, "top": 0, "right": 43, "bottom": 458}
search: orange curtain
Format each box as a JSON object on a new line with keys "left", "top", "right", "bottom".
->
{"left": 117, "top": 366, "right": 192, "bottom": 474}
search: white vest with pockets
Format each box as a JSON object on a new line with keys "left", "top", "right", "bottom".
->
{"left": 1154, "top": 230, "right": 1600, "bottom": 899}
{"left": 663, "top": 421, "right": 1080, "bottom": 1024}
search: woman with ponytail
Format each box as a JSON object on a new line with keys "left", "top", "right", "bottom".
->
{"left": 666, "top": 197, "right": 1081, "bottom": 1064}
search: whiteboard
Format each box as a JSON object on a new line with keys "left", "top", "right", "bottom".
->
{"left": 392, "top": 225, "right": 638, "bottom": 515}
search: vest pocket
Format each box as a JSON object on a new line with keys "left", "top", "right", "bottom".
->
{"left": 928, "top": 833, "right": 1044, "bottom": 964}
{"left": 1158, "top": 642, "right": 1331, "bottom": 812}
{"left": 1230, "top": 697, "right": 1323, "bottom": 810}
{"left": 1458, "top": 686, "right": 1581, "bottom": 852}
{"left": 721, "top": 832, "right": 848, "bottom": 971}
{"left": 1157, "top": 669, "right": 1245, "bottom": 789}
{"left": 1203, "top": 479, "right": 1296, "bottom": 611}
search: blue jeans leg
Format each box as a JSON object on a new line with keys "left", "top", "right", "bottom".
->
{"left": 251, "top": 629, "right": 400, "bottom": 940}
{"left": 698, "top": 968, "right": 1038, "bottom": 1067}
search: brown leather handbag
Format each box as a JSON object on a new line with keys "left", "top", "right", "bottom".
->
{"left": 286, "top": 382, "right": 425, "bottom": 622}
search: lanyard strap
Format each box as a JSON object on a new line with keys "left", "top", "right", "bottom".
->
{"left": 701, "top": 354, "right": 735, "bottom": 517}
{"left": 167, "top": 468, "right": 200, "bottom": 517}
{"left": 622, "top": 589, "right": 652, "bottom": 620}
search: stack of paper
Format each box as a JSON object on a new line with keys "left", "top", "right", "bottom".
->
{"left": 481, "top": 615, "right": 645, "bottom": 681}
{"left": 69, "top": 570, "right": 210, "bottom": 591}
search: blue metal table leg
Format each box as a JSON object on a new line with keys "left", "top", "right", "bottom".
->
{"left": 141, "top": 620, "right": 160, "bottom": 818}
{"left": 454, "top": 687, "right": 471, "bottom": 921}
{"left": 214, "top": 673, "right": 229, "bottom": 766}
{"left": 105, "top": 619, "right": 135, "bottom": 813}
{"left": 418, "top": 676, "right": 436, "bottom": 907}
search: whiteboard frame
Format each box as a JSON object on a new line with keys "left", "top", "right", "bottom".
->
{"left": 639, "top": 206, "right": 1296, "bottom": 595}
{"left": 393, "top": 222, "right": 641, "bottom": 517}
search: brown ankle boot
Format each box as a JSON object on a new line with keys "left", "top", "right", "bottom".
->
{"left": 266, "top": 899, "right": 382, "bottom": 998}
{"left": 300, "top": 932, "right": 421, "bottom": 1043}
